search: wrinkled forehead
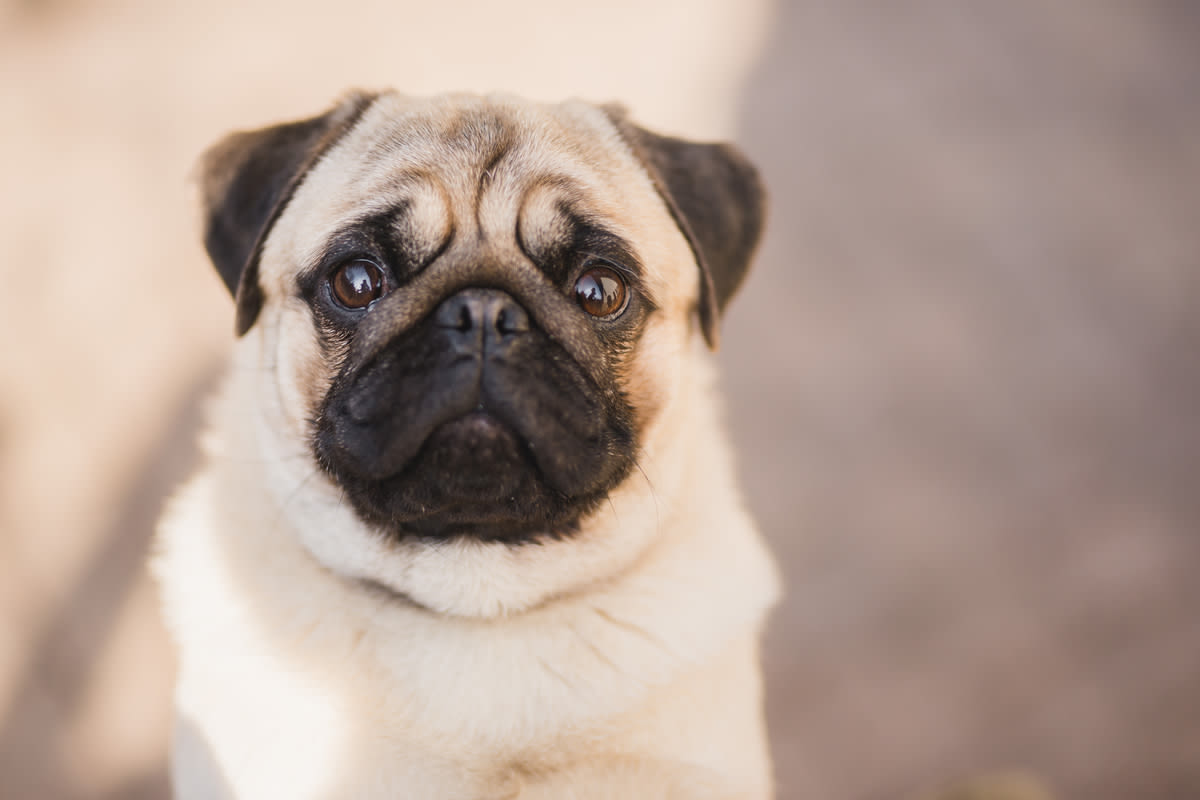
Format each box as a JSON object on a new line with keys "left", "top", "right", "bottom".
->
{"left": 260, "top": 93, "right": 694, "bottom": 305}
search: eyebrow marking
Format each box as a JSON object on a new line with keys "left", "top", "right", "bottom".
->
{"left": 399, "top": 177, "right": 456, "bottom": 272}
{"left": 514, "top": 182, "right": 648, "bottom": 297}
{"left": 297, "top": 180, "right": 457, "bottom": 297}
{"left": 514, "top": 182, "right": 571, "bottom": 276}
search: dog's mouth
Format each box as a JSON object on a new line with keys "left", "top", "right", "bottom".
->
{"left": 366, "top": 410, "right": 576, "bottom": 540}
{"left": 312, "top": 288, "right": 636, "bottom": 543}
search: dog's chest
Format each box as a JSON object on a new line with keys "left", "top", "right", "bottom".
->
{"left": 172, "top": 618, "right": 635, "bottom": 799}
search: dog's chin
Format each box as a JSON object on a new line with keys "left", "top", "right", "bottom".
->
{"left": 318, "top": 411, "right": 622, "bottom": 544}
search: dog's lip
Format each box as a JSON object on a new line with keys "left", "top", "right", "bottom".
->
{"left": 437, "top": 409, "right": 513, "bottom": 442}
{"left": 416, "top": 406, "right": 530, "bottom": 472}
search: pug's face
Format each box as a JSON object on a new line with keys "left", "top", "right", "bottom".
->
{"left": 201, "top": 91, "right": 763, "bottom": 600}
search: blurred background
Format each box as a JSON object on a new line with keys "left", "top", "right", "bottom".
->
{"left": 1, "top": 1, "right": 1197, "bottom": 798}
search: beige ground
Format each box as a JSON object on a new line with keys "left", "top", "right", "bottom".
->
{"left": 1, "top": 1, "right": 1197, "bottom": 798}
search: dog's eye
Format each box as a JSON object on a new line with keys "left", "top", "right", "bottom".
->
{"left": 330, "top": 260, "right": 385, "bottom": 310}
{"left": 574, "top": 266, "right": 628, "bottom": 319}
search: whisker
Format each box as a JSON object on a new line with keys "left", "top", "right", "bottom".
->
{"left": 271, "top": 466, "right": 322, "bottom": 530}
{"left": 228, "top": 362, "right": 279, "bottom": 372}
{"left": 631, "top": 454, "right": 660, "bottom": 535}
{"left": 212, "top": 452, "right": 312, "bottom": 465}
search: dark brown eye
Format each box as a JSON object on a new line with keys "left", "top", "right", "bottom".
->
{"left": 330, "top": 260, "right": 385, "bottom": 310}
{"left": 574, "top": 266, "right": 628, "bottom": 318}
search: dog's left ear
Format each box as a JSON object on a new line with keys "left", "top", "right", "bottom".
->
{"left": 605, "top": 107, "right": 766, "bottom": 349}
{"left": 200, "top": 91, "right": 377, "bottom": 335}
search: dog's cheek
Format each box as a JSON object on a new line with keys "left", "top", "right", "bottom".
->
{"left": 623, "top": 311, "right": 687, "bottom": 446}
{"left": 275, "top": 301, "right": 336, "bottom": 439}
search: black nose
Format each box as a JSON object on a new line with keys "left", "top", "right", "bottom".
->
{"left": 434, "top": 288, "right": 529, "bottom": 347}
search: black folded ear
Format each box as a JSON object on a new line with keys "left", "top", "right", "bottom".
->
{"left": 604, "top": 107, "right": 766, "bottom": 349}
{"left": 200, "top": 91, "right": 377, "bottom": 335}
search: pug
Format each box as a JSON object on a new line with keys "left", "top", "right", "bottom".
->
{"left": 157, "top": 90, "right": 780, "bottom": 799}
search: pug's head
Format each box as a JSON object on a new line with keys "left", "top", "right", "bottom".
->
{"left": 200, "top": 91, "right": 763, "bottom": 608}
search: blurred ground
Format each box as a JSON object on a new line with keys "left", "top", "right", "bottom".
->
{"left": 726, "top": 4, "right": 1200, "bottom": 798}
{"left": 1, "top": 1, "right": 1197, "bottom": 798}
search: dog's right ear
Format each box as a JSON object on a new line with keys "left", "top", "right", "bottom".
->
{"left": 200, "top": 91, "right": 376, "bottom": 335}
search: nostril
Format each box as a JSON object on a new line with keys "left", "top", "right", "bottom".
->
{"left": 495, "top": 303, "right": 529, "bottom": 335}
{"left": 436, "top": 295, "right": 480, "bottom": 332}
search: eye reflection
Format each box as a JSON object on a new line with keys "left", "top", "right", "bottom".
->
{"left": 574, "top": 266, "right": 627, "bottom": 318}
{"left": 330, "top": 260, "right": 385, "bottom": 309}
